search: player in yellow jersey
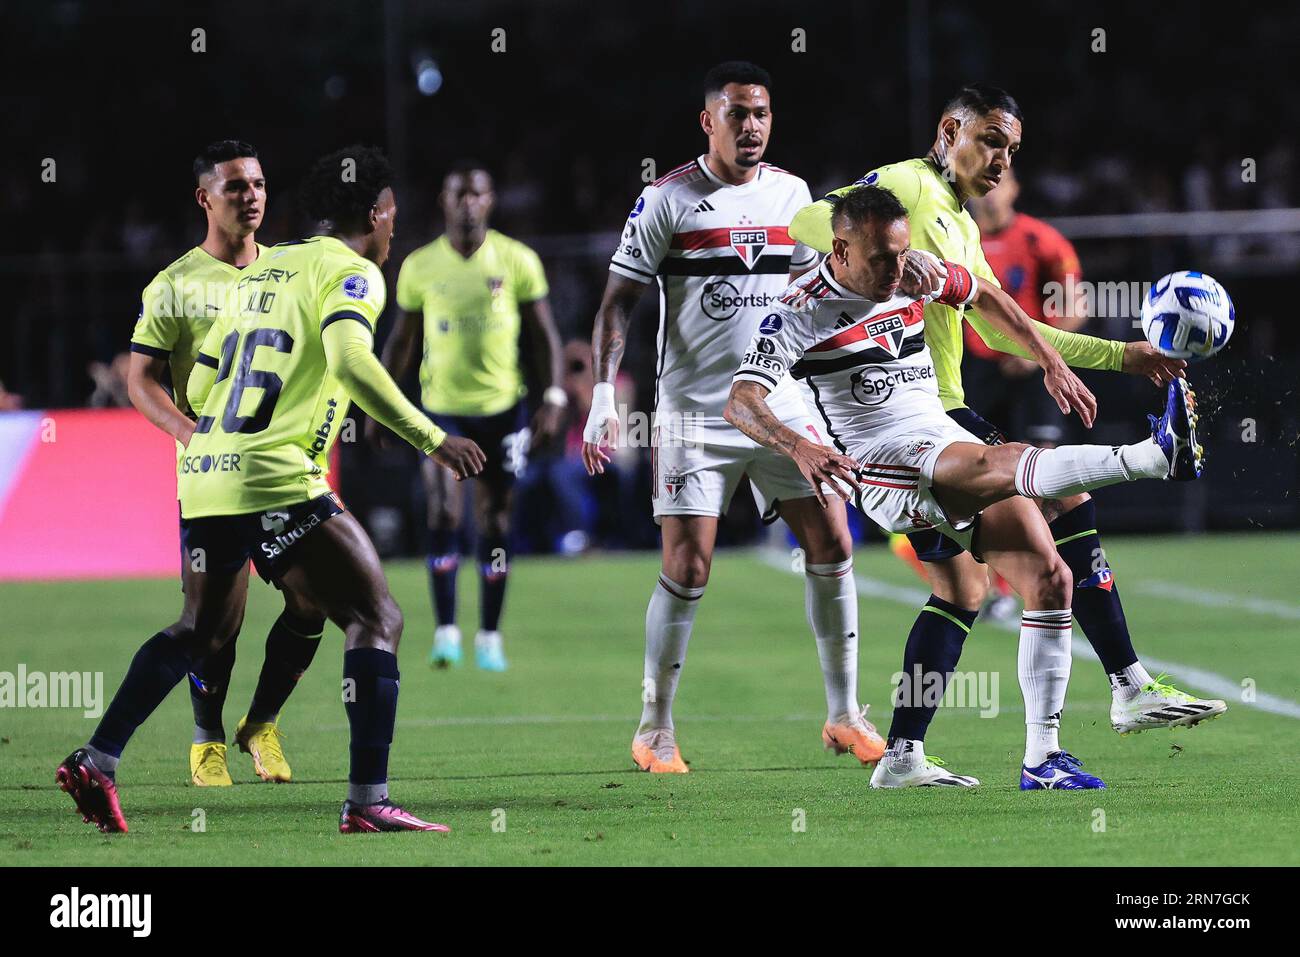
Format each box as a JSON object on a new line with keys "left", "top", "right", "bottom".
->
{"left": 57, "top": 146, "right": 485, "bottom": 834}
{"left": 789, "top": 85, "right": 1224, "bottom": 785}
{"left": 371, "top": 163, "right": 565, "bottom": 672}
{"left": 124, "top": 140, "right": 323, "bottom": 787}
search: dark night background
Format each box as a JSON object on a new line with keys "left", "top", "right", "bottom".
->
{"left": 1, "top": 0, "right": 1296, "bottom": 547}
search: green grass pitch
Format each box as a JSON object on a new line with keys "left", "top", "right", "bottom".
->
{"left": 2, "top": 533, "right": 1298, "bottom": 866}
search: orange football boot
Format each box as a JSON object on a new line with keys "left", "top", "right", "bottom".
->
{"left": 822, "top": 706, "right": 887, "bottom": 766}
{"left": 631, "top": 728, "right": 690, "bottom": 773}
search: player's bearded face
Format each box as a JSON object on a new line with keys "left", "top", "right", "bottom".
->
{"left": 703, "top": 84, "right": 770, "bottom": 169}
{"left": 946, "top": 109, "right": 1021, "bottom": 198}
{"left": 202, "top": 157, "right": 266, "bottom": 235}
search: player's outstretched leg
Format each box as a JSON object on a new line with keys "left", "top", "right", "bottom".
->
{"left": 976, "top": 498, "right": 1105, "bottom": 790}
{"left": 57, "top": 565, "right": 249, "bottom": 832}
{"left": 278, "top": 510, "right": 448, "bottom": 833}
{"left": 1012, "top": 378, "right": 1203, "bottom": 500}
{"left": 422, "top": 456, "right": 464, "bottom": 668}
{"left": 780, "top": 497, "right": 885, "bottom": 767}
{"left": 633, "top": 516, "right": 713, "bottom": 774}
{"left": 234, "top": 585, "right": 326, "bottom": 783}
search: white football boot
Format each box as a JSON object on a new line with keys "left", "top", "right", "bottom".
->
{"left": 1111, "top": 673, "right": 1227, "bottom": 734}
{"left": 870, "top": 740, "right": 979, "bottom": 788}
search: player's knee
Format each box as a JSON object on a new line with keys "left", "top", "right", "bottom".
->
{"left": 372, "top": 596, "right": 404, "bottom": 652}
{"left": 1028, "top": 559, "right": 1073, "bottom": 608}
{"left": 932, "top": 568, "right": 987, "bottom": 609}
{"left": 665, "top": 554, "right": 710, "bottom": 590}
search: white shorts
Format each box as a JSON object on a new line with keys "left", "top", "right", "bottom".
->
{"left": 847, "top": 415, "right": 987, "bottom": 550}
{"left": 650, "top": 410, "right": 827, "bottom": 523}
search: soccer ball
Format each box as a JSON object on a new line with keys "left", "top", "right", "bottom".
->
{"left": 1140, "top": 270, "right": 1235, "bottom": 361}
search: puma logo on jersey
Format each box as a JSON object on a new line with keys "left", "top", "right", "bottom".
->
{"left": 935, "top": 216, "right": 950, "bottom": 237}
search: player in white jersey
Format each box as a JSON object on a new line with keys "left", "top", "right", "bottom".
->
{"left": 582, "top": 61, "right": 889, "bottom": 773}
{"left": 726, "top": 186, "right": 1203, "bottom": 789}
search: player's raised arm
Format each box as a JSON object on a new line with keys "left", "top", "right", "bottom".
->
{"left": 965, "top": 273, "right": 1185, "bottom": 387}
{"left": 959, "top": 267, "right": 1099, "bottom": 428}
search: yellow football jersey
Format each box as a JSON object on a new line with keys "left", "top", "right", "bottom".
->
{"left": 789, "top": 158, "right": 1124, "bottom": 410}
{"left": 179, "top": 236, "right": 386, "bottom": 518}
{"left": 396, "top": 229, "right": 548, "bottom": 416}
{"left": 130, "top": 244, "right": 266, "bottom": 417}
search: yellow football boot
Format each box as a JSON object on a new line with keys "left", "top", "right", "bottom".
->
{"left": 190, "top": 741, "right": 233, "bottom": 786}
{"left": 234, "top": 716, "right": 292, "bottom": 783}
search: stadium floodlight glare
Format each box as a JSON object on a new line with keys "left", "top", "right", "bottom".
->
{"left": 416, "top": 57, "right": 443, "bottom": 96}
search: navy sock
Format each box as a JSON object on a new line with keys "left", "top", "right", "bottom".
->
{"left": 189, "top": 634, "right": 237, "bottom": 742}
{"left": 1050, "top": 499, "right": 1138, "bottom": 674}
{"left": 478, "top": 534, "right": 509, "bottom": 632}
{"left": 90, "top": 631, "right": 196, "bottom": 759}
{"left": 247, "top": 611, "right": 325, "bottom": 724}
{"left": 342, "top": 648, "right": 400, "bottom": 789}
{"left": 426, "top": 527, "right": 459, "bottom": 627}
{"left": 888, "top": 596, "right": 979, "bottom": 743}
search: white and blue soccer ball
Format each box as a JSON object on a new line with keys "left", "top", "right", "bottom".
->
{"left": 1140, "top": 270, "right": 1235, "bottom": 361}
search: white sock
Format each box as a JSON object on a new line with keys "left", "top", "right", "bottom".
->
{"left": 639, "top": 574, "right": 704, "bottom": 732}
{"left": 805, "top": 560, "right": 860, "bottom": 721}
{"left": 1109, "top": 661, "right": 1155, "bottom": 701}
{"left": 885, "top": 736, "right": 924, "bottom": 768}
{"left": 1014, "top": 440, "right": 1167, "bottom": 499}
{"left": 1018, "top": 609, "right": 1073, "bottom": 766}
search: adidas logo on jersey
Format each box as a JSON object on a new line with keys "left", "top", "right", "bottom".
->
{"left": 835, "top": 312, "right": 856, "bottom": 329}
{"left": 693, "top": 199, "right": 715, "bottom": 213}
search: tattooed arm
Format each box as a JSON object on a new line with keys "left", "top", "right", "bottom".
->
{"left": 724, "top": 380, "right": 860, "bottom": 508}
{"left": 582, "top": 272, "right": 648, "bottom": 475}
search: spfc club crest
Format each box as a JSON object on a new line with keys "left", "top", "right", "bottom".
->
{"left": 864, "top": 310, "right": 908, "bottom": 357}
{"left": 729, "top": 228, "right": 768, "bottom": 269}
{"left": 664, "top": 471, "right": 686, "bottom": 500}
{"left": 904, "top": 439, "right": 935, "bottom": 457}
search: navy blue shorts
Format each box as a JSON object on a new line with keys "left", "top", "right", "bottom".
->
{"left": 905, "top": 407, "right": 1007, "bottom": 563}
{"left": 179, "top": 493, "right": 344, "bottom": 583}
{"left": 426, "top": 400, "right": 529, "bottom": 485}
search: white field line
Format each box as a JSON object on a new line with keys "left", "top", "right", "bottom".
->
{"left": 1130, "top": 580, "right": 1300, "bottom": 621}
{"left": 757, "top": 549, "right": 1300, "bottom": 721}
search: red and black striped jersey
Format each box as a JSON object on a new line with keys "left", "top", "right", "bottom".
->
{"left": 735, "top": 252, "right": 978, "bottom": 442}
{"left": 610, "top": 156, "right": 818, "bottom": 419}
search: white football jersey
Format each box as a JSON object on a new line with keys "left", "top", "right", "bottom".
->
{"left": 734, "top": 253, "right": 978, "bottom": 445}
{"left": 609, "top": 156, "right": 819, "bottom": 422}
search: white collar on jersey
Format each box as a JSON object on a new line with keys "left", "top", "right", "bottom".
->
{"left": 695, "top": 154, "right": 765, "bottom": 189}
{"left": 815, "top": 257, "right": 865, "bottom": 300}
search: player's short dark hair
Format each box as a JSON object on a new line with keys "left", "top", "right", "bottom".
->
{"left": 444, "top": 160, "right": 493, "bottom": 185}
{"left": 703, "top": 60, "right": 772, "bottom": 101}
{"left": 830, "top": 185, "right": 909, "bottom": 233}
{"left": 193, "top": 140, "right": 258, "bottom": 182}
{"left": 299, "top": 144, "right": 394, "bottom": 232}
{"left": 942, "top": 83, "right": 1023, "bottom": 122}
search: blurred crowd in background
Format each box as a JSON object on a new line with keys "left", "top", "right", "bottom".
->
{"left": 3, "top": 0, "right": 1297, "bottom": 548}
